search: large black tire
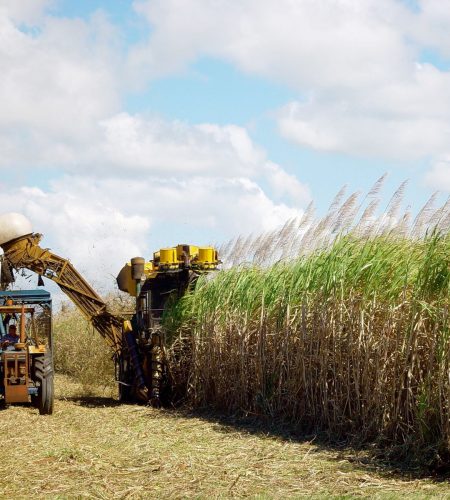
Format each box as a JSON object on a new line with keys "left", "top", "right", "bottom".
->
{"left": 33, "top": 351, "right": 54, "bottom": 415}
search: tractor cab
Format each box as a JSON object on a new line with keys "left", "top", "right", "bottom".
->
{"left": 0, "top": 290, "right": 54, "bottom": 414}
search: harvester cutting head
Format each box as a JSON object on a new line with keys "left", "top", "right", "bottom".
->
{"left": 116, "top": 244, "right": 220, "bottom": 297}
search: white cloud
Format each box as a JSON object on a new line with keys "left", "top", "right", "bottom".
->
{"left": 405, "top": 0, "right": 450, "bottom": 58}
{"left": 131, "top": 0, "right": 450, "bottom": 187}
{"left": 0, "top": 5, "right": 310, "bottom": 205}
{"left": 265, "top": 162, "right": 310, "bottom": 206}
{"left": 5, "top": 0, "right": 450, "bottom": 182}
{"left": 425, "top": 159, "right": 450, "bottom": 191}
{"left": 0, "top": 184, "right": 148, "bottom": 286}
{"left": 0, "top": 0, "right": 51, "bottom": 25}
{"left": 96, "top": 114, "right": 265, "bottom": 177}
{"left": 278, "top": 63, "right": 450, "bottom": 160}
{"left": 0, "top": 6, "right": 121, "bottom": 166}
{"left": 130, "top": 0, "right": 412, "bottom": 90}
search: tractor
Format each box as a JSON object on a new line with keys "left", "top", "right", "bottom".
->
{"left": 0, "top": 289, "right": 54, "bottom": 414}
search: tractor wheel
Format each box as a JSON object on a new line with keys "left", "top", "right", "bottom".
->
{"left": 33, "top": 351, "right": 54, "bottom": 415}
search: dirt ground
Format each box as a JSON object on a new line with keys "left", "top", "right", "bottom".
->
{"left": 0, "top": 376, "right": 449, "bottom": 499}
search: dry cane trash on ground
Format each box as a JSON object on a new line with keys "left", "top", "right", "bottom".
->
{"left": 1, "top": 375, "right": 450, "bottom": 499}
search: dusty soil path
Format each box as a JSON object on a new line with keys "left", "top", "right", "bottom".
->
{"left": 0, "top": 376, "right": 449, "bottom": 499}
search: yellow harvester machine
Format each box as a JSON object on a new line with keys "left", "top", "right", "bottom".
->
{"left": 0, "top": 224, "right": 219, "bottom": 407}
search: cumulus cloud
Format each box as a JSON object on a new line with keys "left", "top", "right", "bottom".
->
{"left": 425, "top": 160, "right": 450, "bottom": 191}
{"left": 5, "top": 0, "right": 450, "bottom": 179}
{"left": 131, "top": 0, "right": 450, "bottom": 186}
{"left": 0, "top": 184, "right": 147, "bottom": 287}
{"left": 0, "top": 4, "right": 310, "bottom": 204}
{"left": 0, "top": 0, "right": 51, "bottom": 25}
{"left": 0, "top": 5, "right": 126, "bottom": 176}
{"left": 130, "top": 0, "right": 412, "bottom": 89}
{"left": 96, "top": 115, "right": 265, "bottom": 177}
{"left": 278, "top": 64, "right": 450, "bottom": 160}
{"left": 405, "top": 0, "right": 450, "bottom": 58}
{"left": 264, "top": 163, "right": 310, "bottom": 206}
{"left": 0, "top": 8, "right": 121, "bottom": 138}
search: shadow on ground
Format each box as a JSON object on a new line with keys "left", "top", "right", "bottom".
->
{"left": 62, "top": 395, "right": 122, "bottom": 408}
{"left": 176, "top": 408, "right": 450, "bottom": 481}
{"left": 58, "top": 393, "right": 450, "bottom": 482}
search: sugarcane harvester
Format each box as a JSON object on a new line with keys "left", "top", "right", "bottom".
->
{"left": 116, "top": 244, "right": 219, "bottom": 404}
{"left": 0, "top": 213, "right": 219, "bottom": 405}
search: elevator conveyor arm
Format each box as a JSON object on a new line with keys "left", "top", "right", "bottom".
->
{"left": 1, "top": 233, "right": 122, "bottom": 353}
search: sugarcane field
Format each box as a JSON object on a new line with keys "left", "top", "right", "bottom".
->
{"left": 2, "top": 1, "right": 450, "bottom": 499}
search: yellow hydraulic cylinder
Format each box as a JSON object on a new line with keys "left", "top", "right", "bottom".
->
{"left": 159, "top": 248, "right": 178, "bottom": 268}
{"left": 198, "top": 247, "right": 215, "bottom": 264}
{"left": 197, "top": 247, "right": 219, "bottom": 269}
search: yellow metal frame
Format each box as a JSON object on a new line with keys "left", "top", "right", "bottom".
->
{"left": 117, "top": 244, "right": 220, "bottom": 296}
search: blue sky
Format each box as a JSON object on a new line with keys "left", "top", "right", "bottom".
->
{"left": 1, "top": 0, "right": 450, "bottom": 290}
